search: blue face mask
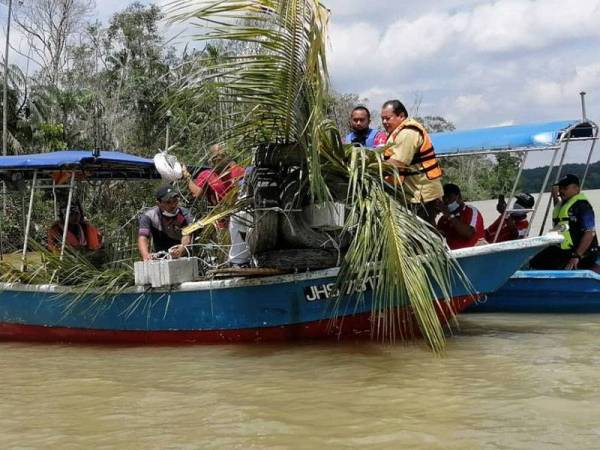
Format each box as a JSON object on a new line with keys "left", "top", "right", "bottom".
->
{"left": 447, "top": 201, "right": 460, "bottom": 213}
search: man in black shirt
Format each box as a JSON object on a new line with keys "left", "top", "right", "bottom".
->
{"left": 137, "top": 185, "right": 193, "bottom": 260}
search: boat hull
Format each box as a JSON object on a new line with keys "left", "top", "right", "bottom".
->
{"left": 469, "top": 270, "right": 600, "bottom": 313}
{"left": 0, "top": 235, "right": 559, "bottom": 344}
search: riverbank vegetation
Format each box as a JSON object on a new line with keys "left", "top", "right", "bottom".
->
{"left": 0, "top": 0, "right": 478, "bottom": 349}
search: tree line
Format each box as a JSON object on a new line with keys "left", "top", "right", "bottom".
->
{"left": 0, "top": 0, "right": 521, "bottom": 251}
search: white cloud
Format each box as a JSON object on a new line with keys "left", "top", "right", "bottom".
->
{"left": 327, "top": 0, "right": 600, "bottom": 128}
{"left": 3, "top": 0, "right": 600, "bottom": 131}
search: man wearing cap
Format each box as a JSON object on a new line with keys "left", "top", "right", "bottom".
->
{"left": 137, "top": 185, "right": 193, "bottom": 261}
{"left": 485, "top": 193, "right": 535, "bottom": 243}
{"left": 530, "top": 174, "right": 598, "bottom": 270}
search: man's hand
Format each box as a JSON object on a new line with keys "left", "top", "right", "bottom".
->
{"left": 565, "top": 257, "right": 579, "bottom": 270}
{"left": 169, "top": 245, "right": 186, "bottom": 259}
{"left": 551, "top": 186, "right": 560, "bottom": 203}
{"left": 181, "top": 165, "right": 192, "bottom": 182}
{"left": 439, "top": 202, "right": 451, "bottom": 218}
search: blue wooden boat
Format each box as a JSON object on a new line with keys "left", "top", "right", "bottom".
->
{"left": 0, "top": 237, "right": 560, "bottom": 343}
{"left": 471, "top": 270, "right": 600, "bottom": 313}
{"left": 0, "top": 149, "right": 561, "bottom": 343}
{"left": 429, "top": 112, "right": 600, "bottom": 313}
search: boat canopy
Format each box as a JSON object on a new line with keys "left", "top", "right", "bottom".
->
{"left": 431, "top": 120, "right": 595, "bottom": 156}
{"left": 0, "top": 150, "right": 159, "bottom": 180}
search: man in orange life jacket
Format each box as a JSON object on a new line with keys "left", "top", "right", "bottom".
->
{"left": 47, "top": 202, "right": 102, "bottom": 253}
{"left": 344, "top": 106, "right": 387, "bottom": 148}
{"left": 380, "top": 99, "right": 444, "bottom": 225}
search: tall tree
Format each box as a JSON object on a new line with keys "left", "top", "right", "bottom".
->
{"left": 101, "top": 3, "right": 171, "bottom": 151}
{"left": 14, "top": 0, "right": 95, "bottom": 87}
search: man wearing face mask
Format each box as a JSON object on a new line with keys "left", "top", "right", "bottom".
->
{"left": 436, "top": 183, "right": 484, "bottom": 250}
{"left": 485, "top": 193, "right": 535, "bottom": 243}
{"left": 137, "top": 185, "right": 193, "bottom": 261}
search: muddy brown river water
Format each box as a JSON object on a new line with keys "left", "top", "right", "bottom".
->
{"left": 1, "top": 314, "right": 600, "bottom": 449}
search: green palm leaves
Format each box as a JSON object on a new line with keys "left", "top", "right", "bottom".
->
{"left": 169, "top": 0, "right": 465, "bottom": 350}
{"left": 169, "top": 0, "right": 331, "bottom": 200}
{"left": 337, "top": 147, "right": 461, "bottom": 351}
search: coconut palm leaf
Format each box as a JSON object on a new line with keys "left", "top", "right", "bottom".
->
{"left": 168, "top": 0, "right": 330, "bottom": 201}
{"left": 167, "top": 0, "right": 471, "bottom": 351}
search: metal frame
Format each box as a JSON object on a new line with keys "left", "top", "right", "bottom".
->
{"left": 20, "top": 170, "right": 37, "bottom": 271}
{"left": 59, "top": 172, "right": 77, "bottom": 259}
{"left": 492, "top": 151, "right": 528, "bottom": 243}
{"left": 434, "top": 114, "right": 599, "bottom": 241}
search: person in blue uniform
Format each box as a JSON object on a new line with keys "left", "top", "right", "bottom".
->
{"left": 530, "top": 174, "right": 599, "bottom": 270}
{"left": 343, "top": 106, "right": 387, "bottom": 148}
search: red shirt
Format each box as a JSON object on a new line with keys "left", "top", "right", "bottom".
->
{"left": 485, "top": 215, "right": 529, "bottom": 243}
{"left": 194, "top": 164, "right": 245, "bottom": 206}
{"left": 437, "top": 205, "right": 484, "bottom": 250}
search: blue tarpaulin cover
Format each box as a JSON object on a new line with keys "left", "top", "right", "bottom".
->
{"left": 0, "top": 150, "right": 154, "bottom": 170}
{"left": 430, "top": 120, "right": 592, "bottom": 155}
{"left": 0, "top": 150, "right": 158, "bottom": 179}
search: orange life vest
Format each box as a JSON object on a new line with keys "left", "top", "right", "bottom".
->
{"left": 384, "top": 119, "right": 443, "bottom": 181}
{"left": 48, "top": 222, "right": 102, "bottom": 252}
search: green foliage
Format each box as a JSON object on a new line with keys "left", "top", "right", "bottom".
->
{"left": 35, "top": 122, "right": 68, "bottom": 150}
{"left": 442, "top": 153, "right": 522, "bottom": 201}
{"left": 416, "top": 115, "right": 456, "bottom": 133}
{"left": 519, "top": 162, "right": 600, "bottom": 193}
{"left": 167, "top": 0, "right": 465, "bottom": 349}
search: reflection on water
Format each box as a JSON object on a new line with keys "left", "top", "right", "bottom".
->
{"left": 2, "top": 314, "right": 600, "bottom": 449}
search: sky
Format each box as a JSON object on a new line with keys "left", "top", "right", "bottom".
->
{"left": 2, "top": 0, "right": 600, "bottom": 132}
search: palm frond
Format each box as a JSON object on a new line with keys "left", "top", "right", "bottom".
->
{"left": 169, "top": 0, "right": 330, "bottom": 200}
{"left": 333, "top": 146, "right": 468, "bottom": 352}
{"left": 168, "top": 0, "right": 472, "bottom": 351}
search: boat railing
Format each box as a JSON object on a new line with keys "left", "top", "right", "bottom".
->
{"left": 432, "top": 93, "right": 599, "bottom": 243}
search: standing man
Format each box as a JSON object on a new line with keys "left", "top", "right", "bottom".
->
{"left": 138, "top": 185, "right": 193, "bottom": 261}
{"left": 182, "top": 144, "right": 245, "bottom": 209}
{"left": 380, "top": 99, "right": 444, "bottom": 225}
{"left": 436, "top": 183, "right": 485, "bottom": 250}
{"left": 344, "top": 106, "right": 387, "bottom": 148}
{"left": 530, "top": 174, "right": 599, "bottom": 270}
{"left": 182, "top": 144, "right": 250, "bottom": 266}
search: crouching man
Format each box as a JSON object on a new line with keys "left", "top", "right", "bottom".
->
{"left": 138, "top": 185, "right": 193, "bottom": 261}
